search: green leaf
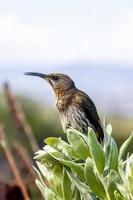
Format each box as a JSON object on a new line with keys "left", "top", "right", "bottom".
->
{"left": 119, "top": 132, "right": 133, "bottom": 161}
{"left": 106, "top": 124, "right": 112, "bottom": 135}
{"left": 34, "top": 167, "right": 46, "bottom": 187}
{"left": 35, "top": 162, "right": 54, "bottom": 189}
{"left": 108, "top": 138, "right": 119, "bottom": 172}
{"left": 75, "top": 190, "right": 82, "bottom": 200}
{"left": 44, "top": 137, "right": 61, "bottom": 146}
{"left": 67, "top": 129, "right": 91, "bottom": 160}
{"left": 34, "top": 149, "right": 52, "bottom": 160}
{"left": 116, "top": 184, "right": 126, "bottom": 198}
{"left": 45, "top": 137, "right": 77, "bottom": 158}
{"left": 84, "top": 158, "right": 107, "bottom": 199}
{"left": 107, "top": 170, "right": 120, "bottom": 199}
{"left": 104, "top": 124, "right": 112, "bottom": 156}
{"left": 34, "top": 148, "right": 59, "bottom": 165}
{"left": 128, "top": 176, "right": 133, "bottom": 196}
{"left": 53, "top": 165, "right": 63, "bottom": 198}
{"left": 35, "top": 180, "right": 47, "bottom": 199}
{"left": 36, "top": 180, "right": 57, "bottom": 200}
{"left": 104, "top": 124, "right": 112, "bottom": 163}
{"left": 44, "top": 188, "right": 57, "bottom": 200}
{"left": 66, "top": 172, "right": 95, "bottom": 199}
{"left": 43, "top": 150, "right": 69, "bottom": 164}
{"left": 61, "top": 160, "right": 85, "bottom": 181}
{"left": 83, "top": 193, "right": 96, "bottom": 200}
{"left": 88, "top": 128, "right": 105, "bottom": 174}
{"left": 66, "top": 170, "right": 91, "bottom": 194}
{"left": 114, "top": 191, "right": 123, "bottom": 200}
{"left": 62, "top": 169, "right": 73, "bottom": 200}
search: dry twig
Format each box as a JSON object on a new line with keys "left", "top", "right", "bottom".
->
{"left": 13, "top": 141, "right": 36, "bottom": 182}
{"left": 0, "top": 126, "right": 30, "bottom": 200}
{"left": 4, "top": 82, "right": 38, "bottom": 152}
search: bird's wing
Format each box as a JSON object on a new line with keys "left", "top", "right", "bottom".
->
{"left": 74, "top": 90, "right": 104, "bottom": 142}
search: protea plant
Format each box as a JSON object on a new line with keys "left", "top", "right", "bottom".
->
{"left": 34, "top": 124, "right": 133, "bottom": 200}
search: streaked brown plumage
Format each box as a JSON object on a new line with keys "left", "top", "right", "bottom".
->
{"left": 25, "top": 72, "right": 104, "bottom": 142}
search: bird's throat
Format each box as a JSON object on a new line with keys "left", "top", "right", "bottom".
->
{"left": 55, "top": 88, "right": 76, "bottom": 111}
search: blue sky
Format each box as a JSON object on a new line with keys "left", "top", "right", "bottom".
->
{"left": 0, "top": 0, "right": 133, "bottom": 66}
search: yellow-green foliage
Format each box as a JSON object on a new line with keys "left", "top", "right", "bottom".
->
{"left": 35, "top": 125, "right": 133, "bottom": 200}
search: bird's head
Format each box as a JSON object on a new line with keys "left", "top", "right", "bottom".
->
{"left": 24, "top": 72, "right": 75, "bottom": 94}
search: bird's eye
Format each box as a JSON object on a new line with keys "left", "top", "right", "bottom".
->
{"left": 52, "top": 76, "right": 59, "bottom": 81}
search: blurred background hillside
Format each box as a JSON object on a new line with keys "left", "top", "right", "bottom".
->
{"left": 0, "top": 0, "right": 133, "bottom": 199}
{"left": 0, "top": 64, "right": 133, "bottom": 142}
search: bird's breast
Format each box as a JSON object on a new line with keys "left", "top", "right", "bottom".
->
{"left": 59, "top": 104, "right": 91, "bottom": 133}
{"left": 56, "top": 94, "right": 71, "bottom": 111}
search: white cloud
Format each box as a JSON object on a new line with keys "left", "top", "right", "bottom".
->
{"left": 107, "top": 14, "right": 133, "bottom": 62}
{"left": 0, "top": 13, "right": 16, "bottom": 43}
{"left": 0, "top": 1, "right": 133, "bottom": 65}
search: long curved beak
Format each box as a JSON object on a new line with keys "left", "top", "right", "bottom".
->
{"left": 24, "top": 72, "right": 47, "bottom": 79}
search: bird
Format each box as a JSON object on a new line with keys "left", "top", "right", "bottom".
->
{"left": 25, "top": 72, "right": 104, "bottom": 142}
